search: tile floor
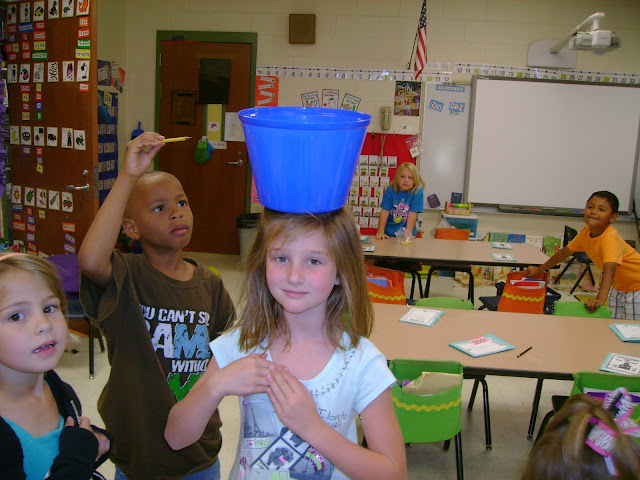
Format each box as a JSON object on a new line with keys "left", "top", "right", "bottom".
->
{"left": 56, "top": 253, "right": 580, "bottom": 480}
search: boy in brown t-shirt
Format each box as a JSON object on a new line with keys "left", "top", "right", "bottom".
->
{"left": 79, "top": 132, "right": 235, "bottom": 479}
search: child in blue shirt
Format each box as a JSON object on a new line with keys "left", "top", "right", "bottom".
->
{"left": 375, "top": 162, "right": 425, "bottom": 239}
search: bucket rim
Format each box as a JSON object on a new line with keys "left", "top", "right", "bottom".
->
{"left": 238, "top": 107, "right": 371, "bottom": 130}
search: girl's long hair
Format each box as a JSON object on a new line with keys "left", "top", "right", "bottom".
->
{"left": 390, "top": 162, "right": 426, "bottom": 194}
{"left": 235, "top": 207, "right": 373, "bottom": 352}
{"left": 521, "top": 394, "right": 640, "bottom": 480}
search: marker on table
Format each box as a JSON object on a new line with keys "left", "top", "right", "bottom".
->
{"left": 162, "top": 136, "right": 192, "bottom": 143}
{"left": 517, "top": 346, "right": 532, "bottom": 358}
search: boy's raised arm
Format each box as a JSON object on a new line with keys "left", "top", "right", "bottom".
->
{"left": 78, "top": 133, "right": 164, "bottom": 287}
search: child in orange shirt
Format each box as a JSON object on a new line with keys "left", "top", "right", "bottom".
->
{"left": 527, "top": 191, "right": 640, "bottom": 318}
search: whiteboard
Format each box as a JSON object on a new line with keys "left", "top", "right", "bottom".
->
{"left": 420, "top": 83, "right": 471, "bottom": 209}
{"left": 464, "top": 77, "right": 640, "bottom": 213}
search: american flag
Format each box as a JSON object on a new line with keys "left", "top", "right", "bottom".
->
{"left": 413, "top": 0, "right": 428, "bottom": 80}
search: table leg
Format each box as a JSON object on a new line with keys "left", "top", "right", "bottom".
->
{"left": 528, "top": 378, "right": 544, "bottom": 438}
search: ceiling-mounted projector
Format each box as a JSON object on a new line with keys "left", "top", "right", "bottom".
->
{"left": 569, "top": 30, "right": 621, "bottom": 52}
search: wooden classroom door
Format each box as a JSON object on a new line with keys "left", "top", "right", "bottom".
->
{"left": 6, "top": 1, "right": 98, "bottom": 255}
{"left": 158, "top": 41, "right": 252, "bottom": 254}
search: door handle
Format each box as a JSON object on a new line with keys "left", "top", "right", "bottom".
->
{"left": 66, "top": 183, "right": 90, "bottom": 193}
{"left": 227, "top": 159, "right": 243, "bottom": 166}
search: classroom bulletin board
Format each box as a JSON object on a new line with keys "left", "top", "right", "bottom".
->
{"left": 465, "top": 77, "right": 640, "bottom": 213}
{"left": 420, "top": 83, "right": 471, "bottom": 209}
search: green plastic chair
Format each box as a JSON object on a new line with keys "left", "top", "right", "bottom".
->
{"left": 416, "top": 297, "right": 474, "bottom": 310}
{"left": 415, "top": 295, "right": 491, "bottom": 449}
{"left": 389, "top": 359, "right": 464, "bottom": 480}
{"left": 553, "top": 300, "right": 611, "bottom": 318}
{"left": 572, "top": 371, "right": 640, "bottom": 429}
{"left": 537, "top": 371, "right": 640, "bottom": 445}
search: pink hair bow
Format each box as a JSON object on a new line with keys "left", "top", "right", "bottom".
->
{"left": 585, "top": 387, "right": 640, "bottom": 476}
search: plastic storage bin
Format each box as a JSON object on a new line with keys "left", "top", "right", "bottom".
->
{"left": 442, "top": 213, "right": 478, "bottom": 239}
{"left": 238, "top": 107, "right": 371, "bottom": 213}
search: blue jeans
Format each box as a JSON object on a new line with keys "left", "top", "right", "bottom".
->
{"left": 114, "top": 461, "right": 220, "bottom": 480}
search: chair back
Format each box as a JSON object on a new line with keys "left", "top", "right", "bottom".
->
{"left": 46, "top": 254, "right": 80, "bottom": 293}
{"left": 364, "top": 264, "right": 406, "bottom": 304}
{"left": 571, "top": 371, "right": 640, "bottom": 442}
{"left": 435, "top": 228, "right": 470, "bottom": 241}
{"left": 563, "top": 226, "right": 592, "bottom": 263}
{"left": 416, "top": 297, "right": 474, "bottom": 310}
{"left": 562, "top": 226, "right": 578, "bottom": 247}
{"left": 389, "top": 359, "right": 463, "bottom": 443}
{"left": 553, "top": 301, "right": 611, "bottom": 318}
{"left": 497, "top": 270, "right": 548, "bottom": 314}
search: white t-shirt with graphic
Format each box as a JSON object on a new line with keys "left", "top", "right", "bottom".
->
{"left": 211, "top": 329, "right": 395, "bottom": 480}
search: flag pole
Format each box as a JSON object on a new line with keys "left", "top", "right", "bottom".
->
{"left": 407, "top": 29, "right": 418, "bottom": 69}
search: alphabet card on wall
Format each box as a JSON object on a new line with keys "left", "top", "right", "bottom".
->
{"left": 33, "top": 127, "right": 45, "bottom": 146}
{"left": 24, "top": 187, "right": 35, "bottom": 207}
{"left": 10, "top": 126, "right": 19, "bottom": 145}
{"left": 7, "top": 65, "right": 18, "bottom": 83}
{"left": 33, "top": 1, "right": 45, "bottom": 21}
{"left": 46, "top": 127, "right": 58, "bottom": 147}
{"left": 48, "top": 191, "right": 60, "bottom": 211}
{"left": 33, "top": 63, "right": 45, "bottom": 83}
{"left": 77, "top": 60, "right": 89, "bottom": 82}
{"left": 7, "top": 3, "right": 17, "bottom": 23}
{"left": 76, "top": 0, "right": 90, "bottom": 16}
{"left": 73, "top": 130, "right": 86, "bottom": 150}
{"left": 19, "top": 2, "right": 31, "bottom": 23}
{"left": 20, "top": 126, "right": 31, "bottom": 145}
{"left": 47, "top": 62, "right": 59, "bottom": 82}
{"left": 19, "top": 64, "right": 30, "bottom": 84}
{"left": 61, "top": 0, "right": 74, "bottom": 18}
{"left": 36, "top": 189, "right": 47, "bottom": 209}
{"left": 48, "top": 0, "right": 59, "bottom": 19}
{"left": 63, "top": 61, "right": 74, "bottom": 82}
{"left": 61, "top": 192, "right": 73, "bottom": 212}
{"left": 61, "top": 127, "right": 73, "bottom": 148}
{"left": 12, "top": 185, "right": 22, "bottom": 205}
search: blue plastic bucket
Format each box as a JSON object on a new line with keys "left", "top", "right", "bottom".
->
{"left": 239, "top": 107, "right": 371, "bottom": 213}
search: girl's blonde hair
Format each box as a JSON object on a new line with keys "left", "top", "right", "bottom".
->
{"left": 0, "top": 254, "right": 68, "bottom": 314}
{"left": 391, "top": 162, "right": 425, "bottom": 194}
{"left": 521, "top": 394, "right": 640, "bottom": 480}
{"left": 236, "top": 207, "right": 373, "bottom": 352}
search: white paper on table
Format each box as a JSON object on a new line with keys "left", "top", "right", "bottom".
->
{"left": 600, "top": 353, "right": 640, "bottom": 375}
{"left": 614, "top": 324, "right": 640, "bottom": 340}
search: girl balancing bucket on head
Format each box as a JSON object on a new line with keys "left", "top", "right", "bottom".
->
{"left": 238, "top": 107, "right": 371, "bottom": 214}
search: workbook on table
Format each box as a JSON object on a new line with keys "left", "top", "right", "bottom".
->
{"left": 362, "top": 245, "right": 376, "bottom": 252}
{"left": 491, "top": 252, "right": 517, "bottom": 262}
{"left": 399, "top": 307, "right": 443, "bottom": 327}
{"left": 600, "top": 353, "right": 640, "bottom": 375}
{"left": 491, "top": 242, "right": 513, "bottom": 249}
{"left": 609, "top": 323, "right": 640, "bottom": 343}
{"left": 449, "top": 334, "right": 515, "bottom": 357}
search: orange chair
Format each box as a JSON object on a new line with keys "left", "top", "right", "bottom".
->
{"left": 424, "top": 228, "right": 474, "bottom": 303}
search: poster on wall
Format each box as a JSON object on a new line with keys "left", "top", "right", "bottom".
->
{"left": 340, "top": 93, "right": 361, "bottom": 111}
{"left": 322, "top": 89, "right": 339, "bottom": 109}
{"left": 301, "top": 91, "right": 319, "bottom": 107}
{"left": 255, "top": 75, "right": 279, "bottom": 107}
{"left": 394, "top": 81, "right": 421, "bottom": 116}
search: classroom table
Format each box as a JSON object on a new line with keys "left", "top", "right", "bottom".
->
{"left": 370, "top": 303, "right": 640, "bottom": 441}
{"left": 364, "top": 237, "right": 549, "bottom": 268}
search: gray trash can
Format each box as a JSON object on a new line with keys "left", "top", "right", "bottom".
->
{"left": 237, "top": 213, "right": 261, "bottom": 257}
